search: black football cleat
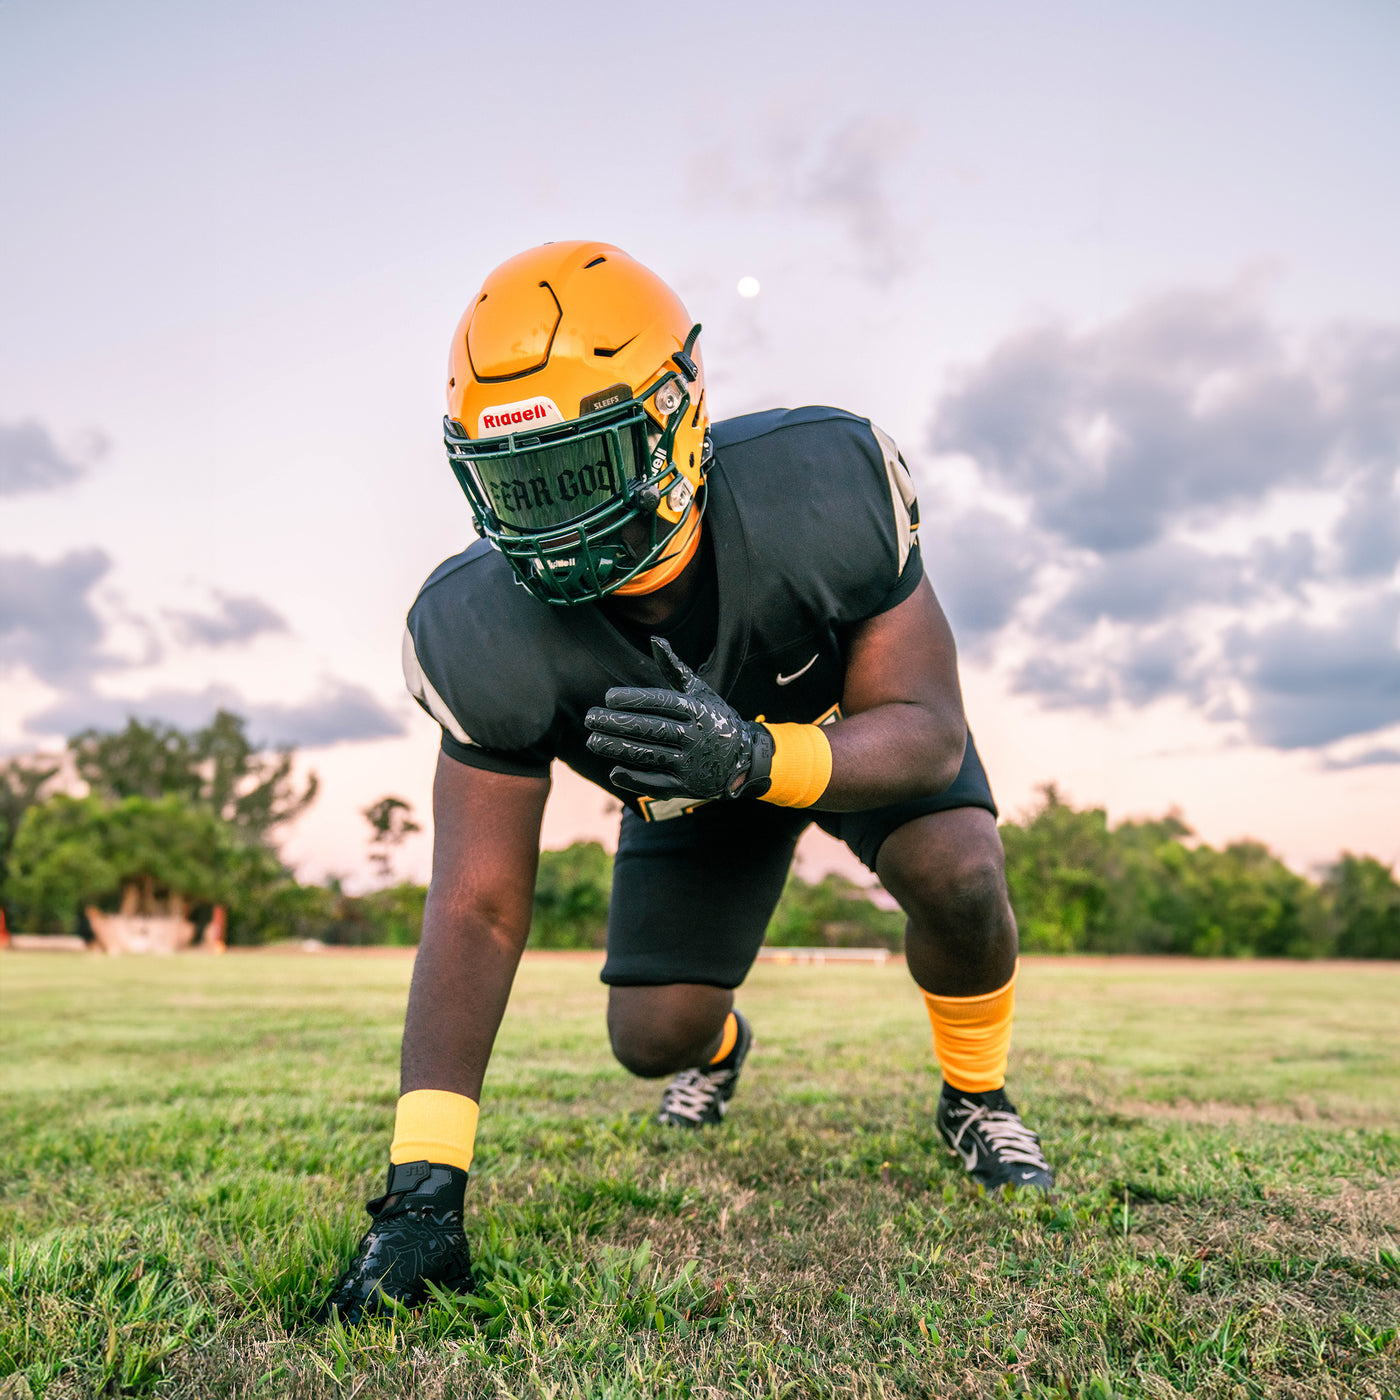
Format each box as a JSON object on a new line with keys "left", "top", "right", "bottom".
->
{"left": 315, "top": 1160, "right": 474, "bottom": 1325}
{"left": 936, "top": 1084, "right": 1055, "bottom": 1194}
{"left": 657, "top": 1010, "right": 752, "bottom": 1127}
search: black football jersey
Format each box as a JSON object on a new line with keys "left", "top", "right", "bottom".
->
{"left": 403, "top": 406, "right": 922, "bottom": 821}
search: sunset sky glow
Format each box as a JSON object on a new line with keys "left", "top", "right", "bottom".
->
{"left": 3, "top": 0, "right": 1398, "bottom": 887}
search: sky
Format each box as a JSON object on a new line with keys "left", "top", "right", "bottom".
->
{"left": 2, "top": 0, "right": 1398, "bottom": 888}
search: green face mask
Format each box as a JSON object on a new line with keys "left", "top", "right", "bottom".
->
{"left": 444, "top": 376, "right": 704, "bottom": 606}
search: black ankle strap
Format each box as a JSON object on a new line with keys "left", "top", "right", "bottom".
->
{"left": 384, "top": 1159, "right": 432, "bottom": 1195}
{"left": 366, "top": 1160, "right": 469, "bottom": 1218}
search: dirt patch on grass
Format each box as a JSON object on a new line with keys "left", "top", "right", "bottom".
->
{"left": 1326, "top": 1177, "right": 1400, "bottom": 1243}
{"left": 1120, "top": 1097, "right": 1377, "bottom": 1126}
{"left": 1131, "top": 1178, "right": 1400, "bottom": 1266}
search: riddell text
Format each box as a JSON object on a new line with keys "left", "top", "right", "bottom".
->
{"left": 480, "top": 404, "right": 552, "bottom": 431}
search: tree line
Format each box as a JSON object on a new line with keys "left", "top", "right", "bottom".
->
{"left": 2, "top": 716, "right": 1397, "bottom": 958}
{"left": 1000, "top": 785, "right": 1399, "bottom": 960}
{"left": 0, "top": 713, "right": 421, "bottom": 947}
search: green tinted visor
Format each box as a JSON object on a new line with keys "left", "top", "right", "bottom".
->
{"left": 443, "top": 382, "right": 700, "bottom": 605}
{"left": 448, "top": 400, "right": 652, "bottom": 532}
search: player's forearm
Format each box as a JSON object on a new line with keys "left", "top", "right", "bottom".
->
{"left": 816, "top": 701, "right": 967, "bottom": 811}
{"left": 399, "top": 890, "right": 531, "bottom": 1101}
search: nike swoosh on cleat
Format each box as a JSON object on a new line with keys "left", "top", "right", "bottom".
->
{"left": 776, "top": 654, "right": 818, "bottom": 685}
{"left": 956, "top": 1142, "right": 978, "bottom": 1170}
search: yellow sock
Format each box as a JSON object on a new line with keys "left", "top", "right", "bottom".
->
{"left": 389, "top": 1089, "right": 480, "bottom": 1174}
{"left": 709, "top": 1011, "right": 738, "bottom": 1064}
{"left": 923, "top": 964, "right": 1018, "bottom": 1093}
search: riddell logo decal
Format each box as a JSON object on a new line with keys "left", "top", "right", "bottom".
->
{"left": 478, "top": 396, "right": 563, "bottom": 438}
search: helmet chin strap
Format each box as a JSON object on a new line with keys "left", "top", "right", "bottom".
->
{"left": 611, "top": 512, "right": 702, "bottom": 596}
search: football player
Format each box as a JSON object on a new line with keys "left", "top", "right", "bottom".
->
{"left": 317, "top": 241, "right": 1053, "bottom": 1324}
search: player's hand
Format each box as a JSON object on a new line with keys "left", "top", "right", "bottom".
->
{"left": 584, "top": 637, "right": 775, "bottom": 801}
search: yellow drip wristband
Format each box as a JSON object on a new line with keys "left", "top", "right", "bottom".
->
{"left": 759, "top": 722, "right": 833, "bottom": 808}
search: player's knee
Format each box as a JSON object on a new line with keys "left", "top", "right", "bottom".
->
{"left": 607, "top": 1006, "right": 723, "bottom": 1077}
{"left": 607, "top": 985, "right": 734, "bottom": 1077}
{"left": 608, "top": 1022, "right": 699, "bottom": 1078}
{"left": 901, "top": 843, "right": 1010, "bottom": 939}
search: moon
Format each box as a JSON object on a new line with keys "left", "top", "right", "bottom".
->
{"left": 736, "top": 276, "right": 761, "bottom": 298}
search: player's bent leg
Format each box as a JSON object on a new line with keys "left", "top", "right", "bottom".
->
{"left": 608, "top": 984, "right": 753, "bottom": 1127}
{"left": 607, "top": 983, "right": 734, "bottom": 1077}
{"left": 877, "top": 807, "right": 1054, "bottom": 1194}
{"left": 602, "top": 803, "right": 805, "bottom": 1131}
{"left": 877, "top": 807, "right": 1017, "bottom": 997}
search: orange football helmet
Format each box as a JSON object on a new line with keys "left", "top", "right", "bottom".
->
{"left": 443, "top": 241, "right": 709, "bottom": 604}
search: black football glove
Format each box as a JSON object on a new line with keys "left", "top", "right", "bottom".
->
{"left": 584, "top": 637, "right": 775, "bottom": 801}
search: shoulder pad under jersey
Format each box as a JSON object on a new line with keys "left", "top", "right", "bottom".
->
{"left": 709, "top": 407, "right": 919, "bottom": 622}
{"left": 402, "top": 540, "right": 561, "bottom": 755}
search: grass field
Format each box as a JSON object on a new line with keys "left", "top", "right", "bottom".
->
{"left": 1, "top": 950, "right": 1397, "bottom": 1400}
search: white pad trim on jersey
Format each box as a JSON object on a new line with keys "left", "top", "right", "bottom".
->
{"left": 401, "top": 626, "right": 476, "bottom": 747}
{"left": 871, "top": 423, "right": 916, "bottom": 574}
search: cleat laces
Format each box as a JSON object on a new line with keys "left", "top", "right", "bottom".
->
{"left": 946, "top": 1102, "right": 1050, "bottom": 1171}
{"left": 656, "top": 1010, "right": 751, "bottom": 1128}
{"left": 658, "top": 1067, "right": 732, "bottom": 1124}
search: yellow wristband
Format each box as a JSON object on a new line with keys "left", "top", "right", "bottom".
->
{"left": 759, "top": 722, "right": 833, "bottom": 808}
{"left": 390, "top": 1089, "right": 480, "bottom": 1174}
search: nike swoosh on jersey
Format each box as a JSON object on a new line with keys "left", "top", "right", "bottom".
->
{"left": 775, "top": 654, "right": 818, "bottom": 685}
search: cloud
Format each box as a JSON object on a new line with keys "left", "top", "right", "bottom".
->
{"left": 1227, "top": 598, "right": 1400, "bottom": 750}
{"left": 1010, "top": 655, "right": 1112, "bottom": 711}
{"left": 1010, "top": 626, "right": 1206, "bottom": 711}
{"left": 167, "top": 593, "right": 288, "bottom": 647}
{"left": 0, "top": 420, "right": 102, "bottom": 496}
{"left": 1118, "top": 628, "right": 1209, "bottom": 707}
{"left": 1332, "top": 472, "right": 1400, "bottom": 578}
{"left": 690, "top": 112, "right": 916, "bottom": 285}
{"left": 1002, "top": 588, "right": 1400, "bottom": 752}
{"left": 792, "top": 115, "right": 914, "bottom": 285}
{"left": 923, "top": 507, "right": 1043, "bottom": 638}
{"left": 930, "top": 287, "right": 1393, "bottom": 552}
{"left": 24, "top": 680, "right": 405, "bottom": 749}
{"left": 0, "top": 549, "right": 117, "bottom": 684}
{"left": 245, "top": 682, "right": 406, "bottom": 748}
{"left": 1042, "top": 540, "right": 1249, "bottom": 639}
{"left": 924, "top": 284, "right": 1400, "bottom": 755}
{"left": 1322, "top": 746, "right": 1400, "bottom": 770}
{"left": 1249, "top": 531, "right": 1317, "bottom": 597}
{"left": 4, "top": 553, "right": 400, "bottom": 752}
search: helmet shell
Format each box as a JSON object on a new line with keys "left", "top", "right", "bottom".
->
{"left": 447, "top": 242, "right": 707, "bottom": 537}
